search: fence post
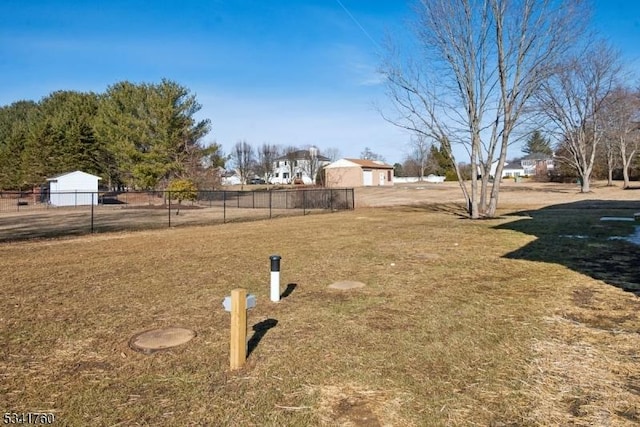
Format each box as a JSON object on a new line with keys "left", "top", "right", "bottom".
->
{"left": 168, "top": 191, "right": 171, "bottom": 227}
{"left": 252, "top": 191, "right": 255, "bottom": 209}
{"left": 91, "top": 192, "right": 94, "bottom": 233}
{"left": 75, "top": 190, "right": 77, "bottom": 208}
{"left": 351, "top": 188, "right": 354, "bottom": 209}
{"left": 330, "top": 189, "right": 333, "bottom": 211}
{"left": 303, "top": 190, "right": 306, "bottom": 216}
{"left": 223, "top": 191, "right": 226, "bottom": 223}
{"left": 269, "top": 190, "right": 272, "bottom": 219}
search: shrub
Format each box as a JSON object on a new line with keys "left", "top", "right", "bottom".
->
{"left": 167, "top": 179, "right": 197, "bottom": 204}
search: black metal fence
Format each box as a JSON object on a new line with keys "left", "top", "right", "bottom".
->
{"left": 0, "top": 188, "right": 355, "bottom": 242}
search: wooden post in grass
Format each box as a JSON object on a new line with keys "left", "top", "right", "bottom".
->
{"left": 230, "top": 288, "right": 247, "bottom": 370}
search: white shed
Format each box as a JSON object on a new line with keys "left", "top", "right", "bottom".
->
{"left": 46, "top": 171, "right": 101, "bottom": 206}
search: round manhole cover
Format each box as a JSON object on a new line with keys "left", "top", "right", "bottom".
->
{"left": 328, "top": 281, "right": 366, "bottom": 290}
{"left": 129, "top": 327, "right": 196, "bottom": 354}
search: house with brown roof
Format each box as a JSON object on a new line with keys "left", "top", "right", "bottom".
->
{"left": 324, "top": 158, "right": 394, "bottom": 187}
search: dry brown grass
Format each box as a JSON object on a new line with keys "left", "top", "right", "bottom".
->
{"left": 1, "top": 183, "right": 640, "bottom": 426}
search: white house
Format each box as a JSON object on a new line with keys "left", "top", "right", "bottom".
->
{"left": 221, "top": 170, "right": 242, "bottom": 186}
{"left": 46, "top": 171, "right": 101, "bottom": 206}
{"left": 502, "top": 162, "right": 526, "bottom": 178}
{"left": 521, "top": 153, "right": 555, "bottom": 176}
{"left": 498, "top": 154, "right": 554, "bottom": 178}
{"left": 271, "top": 147, "right": 331, "bottom": 185}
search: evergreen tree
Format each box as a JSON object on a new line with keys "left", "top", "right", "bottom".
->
{"left": 393, "top": 162, "right": 404, "bottom": 177}
{"left": 1, "top": 79, "right": 211, "bottom": 190}
{"left": 0, "top": 101, "right": 38, "bottom": 189}
{"left": 428, "top": 143, "right": 456, "bottom": 176}
{"left": 20, "top": 91, "right": 108, "bottom": 187}
{"left": 95, "top": 79, "right": 211, "bottom": 189}
{"left": 522, "top": 130, "right": 553, "bottom": 156}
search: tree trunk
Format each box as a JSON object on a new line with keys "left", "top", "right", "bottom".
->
{"left": 479, "top": 178, "right": 486, "bottom": 215}
{"left": 470, "top": 138, "right": 480, "bottom": 219}
{"left": 580, "top": 174, "right": 590, "bottom": 193}
{"left": 621, "top": 145, "right": 632, "bottom": 189}
{"left": 622, "top": 164, "right": 631, "bottom": 189}
{"left": 487, "top": 192, "right": 499, "bottom": 218}
{"left": 487, "top": 169, "right": 504, "bottom": 218}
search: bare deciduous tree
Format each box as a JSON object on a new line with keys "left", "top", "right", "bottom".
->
{"left": 382, "top": 0, "right": 585, "bottom": 218}
{"left": 232, "top": 140, "right": 255, "bottom": 188}
{"left": 598, "top": 134, "right": 619, "bottom": 186}
{"left": 600, "top": 87, "right": 640, "bottom": 189}
{"left": 536, "top": 44, "right": 622, "bottom": 193}
{"left": 406, "top": 134, "right": 430, "bottom": 180}
{"left": 256, "top": 143, "right": 280, "bottom": 184}
{"left": 181, "top": 142, "right": 226, "bottom": 190}
{"left": 360, "top": 147, "right": 385, "bottom": 162}
{"left": 301, "top": 146, "right": 325, "bottom": 185}
{"left": 401, "top": 157, "right": 420, "bottom": 177}
{"left": 323, "top": 147, "right": 342, "bottom": 162}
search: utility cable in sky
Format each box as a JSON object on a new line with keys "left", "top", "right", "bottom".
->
{"left": 334, "top": 0, "right": 381, "bottom": 49}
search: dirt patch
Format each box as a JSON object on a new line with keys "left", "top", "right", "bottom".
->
{"left": 572, "top": 287, "right": 596, "bottom": 307}
{"left": 316, "top": 384, "right": 412, "bottom": 427}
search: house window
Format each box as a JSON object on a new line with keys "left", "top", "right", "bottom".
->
{"left": 275, "top": 173, "right": 279, "bottom": 178}
{"left": 283, "top": 172, "right": 289, "bottom": 179}
{"left": 296, "top": 172, "right": 302, "bottom": 178}
{"left": 387, "top": 170, "right": 392, "bottom": 182}
{"left": 294, "top": 160, "right": 298, "bottom": 167}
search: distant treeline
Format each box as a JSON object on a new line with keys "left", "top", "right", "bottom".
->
{"left": 0, "top": 79, "right": 225, "bottom": 191}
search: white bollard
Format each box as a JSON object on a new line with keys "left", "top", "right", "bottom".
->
{"left": 270, "top": 255, "right": 281, "bottom": 302}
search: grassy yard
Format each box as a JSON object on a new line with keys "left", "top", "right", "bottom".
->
{"left": 1, "top": 199, "right": 639, "bottom": 426}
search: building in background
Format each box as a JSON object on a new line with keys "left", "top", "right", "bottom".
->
{"left": 271, "top": 147, "right": 331, "bottom": 184}
{"left": 324, "top": 159, "right": 394, "bottom": 187}
{"left": 46, "top": 171, "right": 101, "bottom": 206}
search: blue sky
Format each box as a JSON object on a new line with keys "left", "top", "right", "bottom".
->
{"left": 1, "top": 1, "right": 639, "bottom": 165}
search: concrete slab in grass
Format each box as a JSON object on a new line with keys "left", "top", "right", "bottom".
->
{"left": 601, "top": 217, "right": 635, "bottom": 222}
{"left": 129, "top": 327, "right": 196, "bottom": 354}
